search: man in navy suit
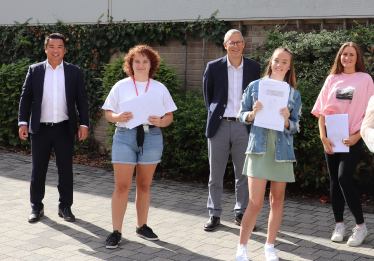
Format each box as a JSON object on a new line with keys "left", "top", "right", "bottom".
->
{"left": 18, "top": 33, "right": 89, "bottom": 223}
{"left": 203, "top": 29, "right": 260, "bottom": 231}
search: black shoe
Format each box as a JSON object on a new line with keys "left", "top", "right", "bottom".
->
{"left": 235, "top": 214, "right": 257, "bottom": 231}
{"left": 136, "top": 224, "right": 159, "bottom": 241}
{"left": 204, "top": 216, "right": 220, "bottom": 231}
{"left": 58, "top": 208, "right": 76, "bottom": 222}
{"left": 28, "top": 209, "right": 44, "bottom": 222}
{"left": 106, "top": 230, "right": 122, "bottom": 249}
{"left": 235, "top": 213, "right": 243, "bottom": 226}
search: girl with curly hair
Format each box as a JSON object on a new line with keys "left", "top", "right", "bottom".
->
{"left": 102, "top": 45, "right": 177, "bottom": 248}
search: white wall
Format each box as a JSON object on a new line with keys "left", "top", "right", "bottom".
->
{"left": 0, "top": 0, "right": 108, "bottom": 25}
{"left": 1, "top": 0, "right": 374, "bottom": 25}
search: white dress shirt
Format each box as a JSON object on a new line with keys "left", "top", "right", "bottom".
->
{"left": 223, "top": 55, "right": 244, "bottom": 117}
{"left": 19, "top": 60, "right": 88, "bottom": 128}
{"left": 40, "top": 60, "right": 68, "bottom": 123}
{"left": 19, "top": 60, "right": 67, "bottom": 126}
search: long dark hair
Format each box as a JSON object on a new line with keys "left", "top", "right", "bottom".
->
{"left": 329, "top": 42, "right": 366, "bottom": 75}
{"left": 263, "top": 47, "right": 296, "bottom": 89}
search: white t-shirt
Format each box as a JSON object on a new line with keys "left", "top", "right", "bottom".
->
{"left": 102, "top": 77, "right": 178, "bottom": 128}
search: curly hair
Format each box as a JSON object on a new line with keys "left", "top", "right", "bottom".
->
{"left": 123, "top": 45, "right": 160, "bottom": 78}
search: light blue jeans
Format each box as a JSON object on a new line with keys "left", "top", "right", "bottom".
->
{"left": 112, "top": 127, "right": 163, "bottom": 165}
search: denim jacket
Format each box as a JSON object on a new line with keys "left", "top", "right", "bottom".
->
{"left": 238, "top": 78, "right": 302, "bottom": 162}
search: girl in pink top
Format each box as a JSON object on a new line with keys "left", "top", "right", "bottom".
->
{"left": 312, "top": 42, "right": 374, "bottom": 247}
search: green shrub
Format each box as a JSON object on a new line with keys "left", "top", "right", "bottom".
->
{"left": 0, "top": 58, "right": 33, "bottom": 147}
{"left": 161, "top": 90, "right": 209, "bottom": 175}
{"left": 252, "top": 27, "right": 351, "bottom": 85}
{"left": 0, "top": 15, "right": 229, "bottom": 148}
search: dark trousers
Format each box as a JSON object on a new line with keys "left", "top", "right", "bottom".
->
{"left": 30, "top": 121, "right": 75, "bottom": 211}
{"left": 325, "top": 139, "right": 364, "bottom": 224}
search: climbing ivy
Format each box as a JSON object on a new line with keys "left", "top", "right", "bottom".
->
{"left": 0, "top": 12, "right": 231, "bottom": 147}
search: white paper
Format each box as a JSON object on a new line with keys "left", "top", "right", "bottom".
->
{"left": 253, "top": 80, "right": 290, "bottom": 131}
{"left": 325, "top": 114, "right": 349, "bottom": 153}
{"left": 119, "top": 90, "right": 165, "bottom": 129}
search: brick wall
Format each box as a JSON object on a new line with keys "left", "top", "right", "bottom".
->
{"left": 94, "top": 18, "right": 373, "bottom": 152}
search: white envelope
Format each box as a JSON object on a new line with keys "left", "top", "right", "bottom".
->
{"left": 325, "top": 114, "right": 349, "bottom": 153}
{"left": 119, "top": 90, "right": 165, "bottom": 129}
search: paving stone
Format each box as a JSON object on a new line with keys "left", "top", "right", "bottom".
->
{"left": 0, "top": 150, "right": 374, "bottom": 261}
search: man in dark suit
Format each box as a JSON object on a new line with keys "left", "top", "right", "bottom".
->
{"left": 18, "top": 33, "right": 89, "bottom": 223}
{"left": 203, "top": 29, "right": 260, "bottom": 231}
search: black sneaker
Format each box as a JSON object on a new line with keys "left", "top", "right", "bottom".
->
{"left": 106, "top": 230, "right": 122, "bottom": 249}
{"left": 136, "top": 224, "right": 159, "bottom": 241}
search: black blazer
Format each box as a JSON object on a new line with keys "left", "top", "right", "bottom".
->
{"left": 18, "top": 61, "right": 89, "bottom": 135}
{"left": 203, "top": 56, "right": 260, "bottom": 138}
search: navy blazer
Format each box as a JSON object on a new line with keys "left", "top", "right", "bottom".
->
{"left": 18, "top": 61, "right": 89, "bottom": 135}
{"left": 203, "top": 56, "right": 260, "bottom": 138}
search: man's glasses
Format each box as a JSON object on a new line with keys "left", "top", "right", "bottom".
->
{"left": 226, "top": 41, "right": 243, "bottom": 47}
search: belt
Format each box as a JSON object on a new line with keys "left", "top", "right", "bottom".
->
{"left": 40, "top": 120, "right": 68, "bottom": 126}
{"left": 133, "top": 125, "right": 157, "bottom": 130}
{"left": 222, "top": 117, "right": 239, "bottom": 121}
{"left": 135, "top": 125, "right": 157, "bottom": 155}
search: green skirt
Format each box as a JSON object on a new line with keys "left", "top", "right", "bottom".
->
{"left": 243, "top": 129, "right": 295, "bottom": 183}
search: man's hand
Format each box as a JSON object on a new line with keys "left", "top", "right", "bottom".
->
{"left": 19, "top": 126, "right": 28, "bottom": 140}
{"left": 78, "top": 126, "right": 88, "bottom": 141}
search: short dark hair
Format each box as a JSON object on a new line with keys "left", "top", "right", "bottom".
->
{"left": 44, "top": 33, "right": 66, "bottom": 47}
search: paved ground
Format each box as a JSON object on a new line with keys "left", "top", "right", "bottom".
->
{"left": 0, "top": 150, "right": 374, "bottom": 261}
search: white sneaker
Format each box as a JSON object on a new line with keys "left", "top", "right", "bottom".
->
{"left": 236, "top": 244, "right": 249, "bottom": 261}
{"left": 347, "top": 226, "right": 368, "bottom": 246}
{"left": 331, "top": 224, "right": 345, "bottom": 242}
{"left": 264, "top": 244, "right": 279, "bottom": 261}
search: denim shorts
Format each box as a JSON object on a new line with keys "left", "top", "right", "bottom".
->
{"left": 112, "top": 127, "right": 163, "bottom": 165}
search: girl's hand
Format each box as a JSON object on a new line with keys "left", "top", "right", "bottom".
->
{"left": 148, "top": 116, "right": 163, "bottom": 127}
{"left": 116, "top": 112, "right": 133, "bottom": 122}
{"left": 322, "top": 137, "right": 335, "bottom": 155}
{"left": 280, "top": 107, "right": 290, "bottom": 121}
{"left": 252, "top": 101, "right": 263, "bottom": 117}
{"left": 343, "top": 135, "right": 360, "bottom": 147}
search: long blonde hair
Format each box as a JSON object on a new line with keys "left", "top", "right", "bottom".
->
{"left": 263, "top": 47, "right": 297, "bottom": 89}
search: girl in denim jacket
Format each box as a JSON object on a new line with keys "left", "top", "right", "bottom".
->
{"left": 236, "top": 47, "right": 302, "bottom": 261}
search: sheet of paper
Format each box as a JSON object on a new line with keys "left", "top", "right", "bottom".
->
{"left": 253, "top": 80, "right": 290, "bottom": 131}
{"left": 325, "top": 114, "right": 349, "bottom": 153}
{"left": 119, "top": 90, "right": 165, "bottom": 129}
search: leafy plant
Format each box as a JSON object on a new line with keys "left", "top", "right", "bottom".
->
{"left": 0, "top": 12, "right": 230, "bottom": 148}
{"left": 0, "top": 58, "right": 33, "bottom": 147}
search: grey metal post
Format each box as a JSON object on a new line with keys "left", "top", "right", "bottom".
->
{"left": 202, "top": 39, "right": 206, "bottom": 73}
{"left": 184, "top": 32, "right": 188, "bottom": 92}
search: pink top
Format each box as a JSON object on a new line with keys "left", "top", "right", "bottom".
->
{"left": 311, "top": 72, "right": 374, "bottom": 135}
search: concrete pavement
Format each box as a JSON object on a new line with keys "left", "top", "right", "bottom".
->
{"left": 0, "top": 150, "right": 373, "bottom": 261}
